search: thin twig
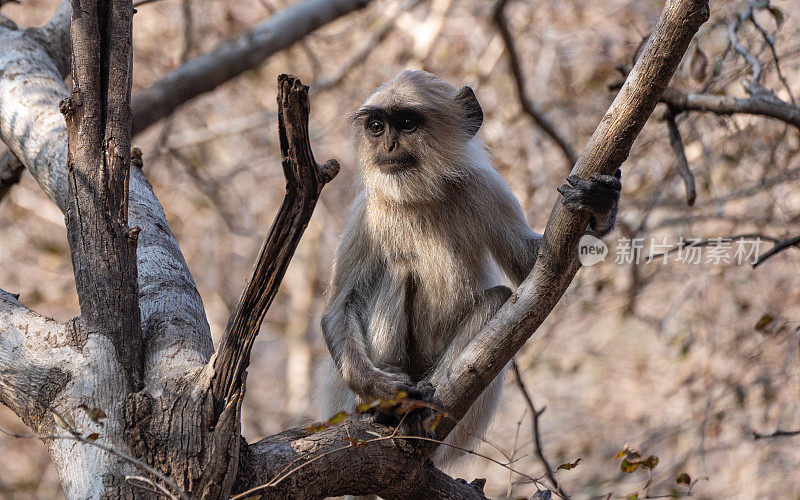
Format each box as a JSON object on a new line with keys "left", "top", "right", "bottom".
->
{"left": 511, "top": 359, "right": 570, "bottom": 500}
{"left": 729, "top": 1, "right": 762, "bottom": 90}
{"left": 753, "top": 428, "right": 800, "bottom": 440}
{"left": 492, "top": 0, "right": 577, "bottom": 168}
{"left": 753, "top": 233, "right": 800, "bottom": 267}
{"left": 0, "top": 428, "right": 186, "bottom": 500}
{"left": 664, "top": 108, "right": 696, "bottom": 206}
{"left": 747, "top": 6, "right": 795, "bottom": 105}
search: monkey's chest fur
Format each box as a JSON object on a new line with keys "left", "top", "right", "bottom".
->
{"left": 364, "top": 201, "right": 500, "bottom": 380}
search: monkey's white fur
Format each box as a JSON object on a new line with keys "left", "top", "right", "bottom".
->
{"left": 319, "top": 71, "right": 544, "bottom": 469}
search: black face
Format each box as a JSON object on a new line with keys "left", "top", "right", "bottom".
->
{"left": 358, "top": 107, "right": 425, "bottom": 174}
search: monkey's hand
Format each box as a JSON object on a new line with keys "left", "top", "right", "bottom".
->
{"left": 373, "top": 379, "right": 440, "bottom": 439}
{"left": 344, "top": 361, "right": 416, "bottom": 403}
{"left": 557, "top": 169, "right": 622, "bottom": 237}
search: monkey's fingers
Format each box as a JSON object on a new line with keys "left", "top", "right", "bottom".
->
{"left": 588, "top": 171, "right": 622, "bottom": 190}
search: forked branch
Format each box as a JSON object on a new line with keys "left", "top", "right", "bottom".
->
{"left": 211, "top": 74, "right": 339, "bottom": 412}
{"left": 428, "top": 0, "right": 710, "bottom": 441}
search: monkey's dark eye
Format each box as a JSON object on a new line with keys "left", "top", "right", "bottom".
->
{"left": 399, "top": 117, "right": 418, "bottom": 133}
{"left": 368, "top": 120, "right": 385, "bottom": 136}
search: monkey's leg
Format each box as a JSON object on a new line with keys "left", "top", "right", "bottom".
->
{"left": 430, "top": 285, "right": 512, "bottom": 465}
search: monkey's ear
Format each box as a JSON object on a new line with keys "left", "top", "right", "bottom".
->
{"left": 454, "top": 86, "right": 483, "bottom": 137}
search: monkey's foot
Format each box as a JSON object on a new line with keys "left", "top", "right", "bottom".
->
{"left": 373, "top": 380, "right": 439, "bottom": 439}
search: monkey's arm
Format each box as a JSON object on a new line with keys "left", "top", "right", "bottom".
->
{"left": 488, "top": 169, "right": 622, "bottom": 285}
{"left": 321, "top": 200, "right": 415, "bottom": 401}
{"left": 482, "top": 172, "right": 543, "bottom": 286}
{"left": 321, "top": 288, "right": 415, "bottom": 400}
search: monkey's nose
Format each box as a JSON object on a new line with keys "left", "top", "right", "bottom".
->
{"left": 387, "top": 140, "right": 398, "bottom": 152}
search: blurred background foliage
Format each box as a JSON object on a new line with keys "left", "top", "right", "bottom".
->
{"left": 0, "top": 0, "right": 798, "bottom": 497}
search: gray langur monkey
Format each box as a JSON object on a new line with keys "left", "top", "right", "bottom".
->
{"left": 319, "top": 70, "right": 621, "bottom": 466}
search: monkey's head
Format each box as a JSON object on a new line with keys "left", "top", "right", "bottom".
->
{"left": 352, "top": 70, "right": 484, "bottom": 205}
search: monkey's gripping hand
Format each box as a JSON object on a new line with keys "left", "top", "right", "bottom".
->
{"left": 372, "top": 379, "right": 439, "bottom": 439}
{"left": 557, "top": 169, "right": 622, "bottom": 237}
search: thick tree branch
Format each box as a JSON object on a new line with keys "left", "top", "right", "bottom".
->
{"left": 211, "top": 75, "right": 338, "bottom": 413}
{"left": 0, "top": 289, "right": 76, "bottom": 431}
{"left": 238, "top": 421, "right": 487, "bottom": 499}
{"left": 492, "top": 0, "right": 578, "bottom": 168}
{"left": 428, "top": 0, "right": 709, "bottom": 440}
{"left": 131, "top": 0, "right": 372, "bottom": 136}
{"left": 63, "top": 0, "right": 143, "bottom": 389}
{"left": 0, "top": 3, "right": 213, "bottom": 391}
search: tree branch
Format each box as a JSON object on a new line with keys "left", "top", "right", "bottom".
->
{"left": 0, "top": 3, "right": 213, "bottom": 390}
{"left": 63, "top": 0, "right": 143, "bottom": 389}
{"left": 211, "top": 75, "right": 338, "bottom": 413}
{"left": 131, "top": 0, "right": 372, "bottom": 136}
{"left": 428, "top": 0, "right": 709, "bottom": 441}
{"left": 753, "top": 233, "right": 800, "bottom": 268}
{"left": 237, "top": 421, "right": 487, "bottom": 499}
{"left": 492, "top": 0, "right": 578, "bottom": 168}
{"left": 0, "top": 289, "right": 76, "bottom": 432}
{"left": 511, "top": 360, "right": 568, "bottom": 499}
{"left": 664, "top": 108, "right": 696, "bottom": 206}
{"left": 660, "top": 86, "right": 800, "bottom": 130}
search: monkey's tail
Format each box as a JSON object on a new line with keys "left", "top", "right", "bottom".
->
{"left": 433, "top": 368, "right": 506, "bottom": 466}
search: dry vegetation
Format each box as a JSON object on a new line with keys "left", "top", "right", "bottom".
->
{"left": 0, "top": 0, "right": 798, "bottom": 498}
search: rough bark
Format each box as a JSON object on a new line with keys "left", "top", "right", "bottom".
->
{"left": 63, "top": 0, "right": 143, "bottom": 390}
{"left": 237, "top": 421, "right": 488, "bottom": 499}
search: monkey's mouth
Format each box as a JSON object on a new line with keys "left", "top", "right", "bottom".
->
{"left": 376, "top": 152, "right": 417, "bottom": 174}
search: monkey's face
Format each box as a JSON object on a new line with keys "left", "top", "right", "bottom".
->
{"left": 357, "top": 106, "right": 424, "bottom": 175}
{"left": 353, "top": 70, "right": 484, "bottom": 205}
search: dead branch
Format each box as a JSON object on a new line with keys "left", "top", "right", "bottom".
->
{"left": 131, "top": 0, "right": 372, "bottom": 136}
{"left": 627, "top": 165, "right": 800, "bottom": 210}
{"left": 492, "top": 0, "right": 578, "bottom": 168}
{"left": 728, "top": 1, "right": 762, "bottom": 90}
{"left": 62, "top": 0, "right": 142, "bottom": 388}
{"left": 211, "top": 74, "right": 339, "bottom": 413}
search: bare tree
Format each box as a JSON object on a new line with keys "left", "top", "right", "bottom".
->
{"left": 0, "top": 0, "right": 709, "bottom": 497}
